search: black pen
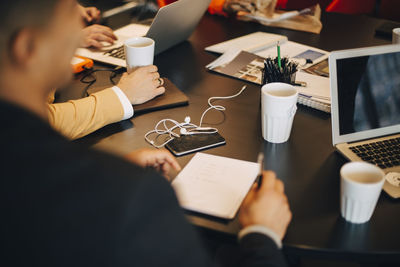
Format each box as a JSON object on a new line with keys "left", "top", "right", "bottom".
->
{"left": 256, "top": 152, "right": 264, "bottom": 188}
{"left": 291, "top": 81, "right": 307, "bottom": 87}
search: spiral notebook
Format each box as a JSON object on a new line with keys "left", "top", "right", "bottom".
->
{"left": 295, "top": 71, "right": 331, "bottom": 113}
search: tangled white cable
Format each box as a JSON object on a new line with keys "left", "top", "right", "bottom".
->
{"left": 144, "top": 85, "right": 247, "bottom": 148}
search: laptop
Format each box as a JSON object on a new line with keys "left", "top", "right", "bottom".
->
{"left": 76, "top": 0, "right": 211, "bottom": 67}
{"left": 329, "top": 44, "right": 400, "bottom": 198}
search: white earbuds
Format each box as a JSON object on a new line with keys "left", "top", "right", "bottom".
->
{"left": 144, "top": 85, "right": 247, "bottom": 148}
{"left": 180, "top": 128, "right": 188, "bottom": 135}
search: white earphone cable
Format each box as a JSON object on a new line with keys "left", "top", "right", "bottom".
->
{"left": 199, "top": 85, "right": 247, "bottom": 126}
{"left": 144, "top": 85, "right": 247, "bottom": 148}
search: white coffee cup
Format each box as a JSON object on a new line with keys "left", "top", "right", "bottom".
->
{"left": 124, "top": 37, "right": 155, "bottom": 73}
{"left": 393, "top": 28, "right": 400, "bottom": 44}
{"left": 261, "top": 83, "right": 298, "bottom": 143}
{"left": 340, "top": 162, "right": 385, "bottom": 224}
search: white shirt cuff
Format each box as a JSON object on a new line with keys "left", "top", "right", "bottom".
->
{"left": 238, "top": 225, "right": 282, "bottom": 249}
{"left": 111, "top": 86, "right": 134, "bottom": 120}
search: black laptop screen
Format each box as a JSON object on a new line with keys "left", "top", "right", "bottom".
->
{"left": 337, "top": 52, "right": 400, "bottom": 135}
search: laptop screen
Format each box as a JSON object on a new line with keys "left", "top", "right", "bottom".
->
{"left": 336, "top": 51, "right": 400, "bottom": 136}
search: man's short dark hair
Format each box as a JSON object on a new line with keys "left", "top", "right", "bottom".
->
{"left": 0, "top": 0, "right": 61, "bottom": 65}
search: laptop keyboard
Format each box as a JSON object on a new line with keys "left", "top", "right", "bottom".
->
{"left": 104, "top": 46, "right": 125, "bottom": 60}
{"left": 349, "top": 137, "right": 400, "bottom": 169}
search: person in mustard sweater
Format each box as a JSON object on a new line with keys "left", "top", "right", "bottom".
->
{"left": 48, "top": 66, "right": 165, "bottom": 139}
{"left": 48, "top": 3, "right": 165, "bottom": 140}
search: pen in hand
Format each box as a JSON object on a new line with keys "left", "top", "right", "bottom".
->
{"left": 256, "top": 152, "right": 264, "bottom": 188}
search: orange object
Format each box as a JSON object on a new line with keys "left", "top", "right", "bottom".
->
{"left": 71, "top": 56, "right": 93, "bottom": 74}
{"left": 326, "top": 0, "right": 376, "bottom": 14}
{"left": 208, "top": 0, "right": 228, "bottom": 16}
{"left": 157, "top": 0, "right": 177, "bottom": 7}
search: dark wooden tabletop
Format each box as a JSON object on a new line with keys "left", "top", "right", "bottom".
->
{"left": 64, "top": 10, "right": 400, "bottom": 261}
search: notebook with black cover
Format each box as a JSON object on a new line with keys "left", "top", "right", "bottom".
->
{"left": 134, "top": 78, "right": 188, "bottom": 114}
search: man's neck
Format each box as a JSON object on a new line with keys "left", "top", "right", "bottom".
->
{"left": 0, "top": 73, "right": 49, "bottom": 120}
{"left": 1, "top": 91, "right": 48, "bottom": 120}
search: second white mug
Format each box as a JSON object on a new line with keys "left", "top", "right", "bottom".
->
{"left": 124, "top": 37, "right": 155, "bottom": 73}
{"left": 261, "top": 83, "right": 298, "bottom": 143}
{"left": 393, "top": 28, "right": 400, "bottom": 44}
{"left": 340, "top": 162, "right": 385, "bottom": 224}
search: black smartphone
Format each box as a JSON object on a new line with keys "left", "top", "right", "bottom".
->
{"left": 165, "top": 132, "right": 226, "bottom": 156}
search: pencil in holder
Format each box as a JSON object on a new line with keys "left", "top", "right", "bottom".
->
{"left": 261, "top": 57, "right": 298, "bottom": 85}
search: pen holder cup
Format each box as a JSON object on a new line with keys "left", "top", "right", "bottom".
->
{"left": 262, "top": 72, "right": 296, "bottom": 84}
{"left": 261, "top": 57, "right": 298, "bottom": 85}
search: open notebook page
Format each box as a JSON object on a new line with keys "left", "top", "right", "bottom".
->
{"left": 172, "top": 153, "right": 259, "bottom": 219}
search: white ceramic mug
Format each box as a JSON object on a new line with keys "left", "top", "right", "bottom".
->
{"left": 393, "top": 28, "right": 400, "bottom": 44}
{"left": 261, "top": 83, "right": 298, "bottom": 143}
{"left": 340, "top": 162, "right": 385, "bottom": 224}
{"left": 124, "top": 37, "right": 155, "bottom": 73}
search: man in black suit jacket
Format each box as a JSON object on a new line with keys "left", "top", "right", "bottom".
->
{"left": 0, "top": 0, "right": 292, "bottom": 266}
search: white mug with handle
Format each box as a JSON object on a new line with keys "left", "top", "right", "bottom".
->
{"left": 261, "top": 83, "right": 298, "bottom": 143}
{"left": 340, "top": 162, "right": 385, "bottom": 224}
{"left": 124, "top": 37, "right": 155, "bottom": 73}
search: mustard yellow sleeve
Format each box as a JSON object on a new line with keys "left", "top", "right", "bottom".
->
{"left": 47, "top": 88, "right": 125, "bottom": 140}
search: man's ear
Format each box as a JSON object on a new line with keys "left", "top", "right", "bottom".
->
{"left": 9, "top": 28, "right": 38, "bottom": 69}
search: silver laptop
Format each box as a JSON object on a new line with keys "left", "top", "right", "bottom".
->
{"left": 330, "top": 44, "right": 400, "bottom": 198}
{"left": 76, "top": 0, "right": 211, "bottom": 67}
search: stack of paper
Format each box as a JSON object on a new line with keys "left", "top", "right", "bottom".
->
{"left": 205, "top": 32, "right": 329, "bottom": 70}
{"left": 172, "top": 153, "right": 259, "bottom": 219}
{"left": 205, "top": 32, "right": 287, "bottom": 54}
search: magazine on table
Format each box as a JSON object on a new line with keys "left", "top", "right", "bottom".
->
{"left": 206, "top": 38, "right": 331, "bottom": 113}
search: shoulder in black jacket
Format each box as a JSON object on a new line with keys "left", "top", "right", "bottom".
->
{"left": 0, "top": 100, "right": 287, "bottom": 267}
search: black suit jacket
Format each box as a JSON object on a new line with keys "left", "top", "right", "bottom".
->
{"left": 0, "top": 100, "right": 287, "bottom": 267}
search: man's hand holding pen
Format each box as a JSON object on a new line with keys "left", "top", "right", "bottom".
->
{"left": 239, "top": 171, "right": 292, "bottom": 240}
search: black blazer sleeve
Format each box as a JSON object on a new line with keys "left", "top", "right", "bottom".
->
{"left": 238, "top": 233, "right": 288, "bottom": 267}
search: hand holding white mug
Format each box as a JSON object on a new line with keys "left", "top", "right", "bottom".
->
{"left": 117, "top": 65, "right": 165, "bottom": 105}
